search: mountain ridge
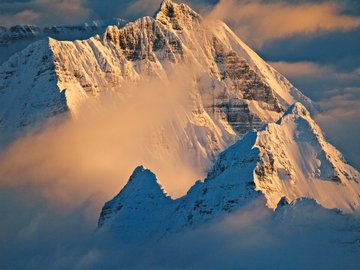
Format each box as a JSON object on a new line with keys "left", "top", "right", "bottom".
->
{"left": 0, "top": 18, "right": 128, "bottom": 65}
{"left": 98, "top": 102, "right": 360, "bottom": 240}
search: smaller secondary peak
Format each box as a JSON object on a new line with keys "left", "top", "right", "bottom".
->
{"left": 97, "top": 166, "right": 173, "bottom": 231}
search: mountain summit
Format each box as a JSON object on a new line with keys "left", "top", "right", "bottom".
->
{"left": 0, "top": 0, "right": 316, "bottom": 173}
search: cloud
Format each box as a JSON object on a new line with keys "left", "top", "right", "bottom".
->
{"left": 269, "top": 61, "right": 332, "bottom": 77}
{"left": 269, "top": 61, "right": 360, "bottom": 99}
{"left": 258, "top": 26, "right": 360, "bottom": 73}
{"left": 13, "top": 10, "right": 39, "bottom": 24}
{"left": 125, "top": 0, "right": 162, "bottom": 18}
{"left": 0, "top": 73, "right": 358, "bottom": 267}
{"left": 0, "top": 1, "right": 359, "bottom": 267}
{"left": 0, "top": 66, "right": 208, "bottom": 213}
{"left": 0, "top": 0, "right": 212, "bottom": 27}
{"left": 208, "top": 0, "right": 360, "bottom": 48}
{"left": 0, "top": 187, "right": 359, "bottom": 270}
{"left": 269, "top": 61, "right": 360, "bottom": 88}
{"left": 0, "top": 0, "right": 91, "bottom": 26}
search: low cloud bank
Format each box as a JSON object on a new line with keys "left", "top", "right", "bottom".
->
{"left": 0, "top": 189, "right": 359, "bottom": 270}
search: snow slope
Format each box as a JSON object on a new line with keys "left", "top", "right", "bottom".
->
{"left": 0, "top": 39, "right": 69, "bottom": 143}
{"left": 254, "top": 103, "right": 360, "bottom": 211}
{"left": 98, "top": 103, "right": 360, "bottom": 240}
{"left": 97, "top": 166, "right": 175, "bottom": 242}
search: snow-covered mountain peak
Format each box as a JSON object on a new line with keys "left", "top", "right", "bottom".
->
{"left": 1, "top": 1, "right": 324, "bottom": 195}
{"left": 97, "top": 166, "right": 174, "bottom": 241}
{"left": 1, "top": 1, "right": 317, "bottom": 141}
{"left": 155, "top": 0, "right": 201, "bottom": 30}
{"left": 254, "top": 103, "right": 360, "bottom": 211}
{"left": 98, "top": 165, "right": 170, "bottom": 229}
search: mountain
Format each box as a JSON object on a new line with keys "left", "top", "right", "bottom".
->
{"left": 0, "top": 18, "right": 127, "bottom": 64}
{"left": 98, "top": 102, "right": 360, "bottom": 240}
{"left": 0, "top": 0, "right": 316, "bottom": 172}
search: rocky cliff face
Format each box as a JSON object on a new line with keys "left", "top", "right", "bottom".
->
{"left": 98, "top": 103, "right": 360, "bottom": 240}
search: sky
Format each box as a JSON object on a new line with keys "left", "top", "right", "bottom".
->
{"left": 0, "top": 0, "right": 359, "bottom": 168}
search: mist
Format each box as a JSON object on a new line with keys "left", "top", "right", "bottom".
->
{"left": 0, "top": 67, "right": 210, "bottom": 212}
{"left": 1, "top": 187, "right": 359, "bottom": 270}
{"left": 0, "top": 68, "right": 206, "bottom": 267}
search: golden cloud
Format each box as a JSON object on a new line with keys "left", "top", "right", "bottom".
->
{"left": 208, "top": 0, "right": 360, "bottom": 47}
{"left": 269, "top": 61, "right": 360, "bottom": 82}
{"left": 269, "top": 61, "right": 332, "bottom": 77}
{"left": 0, "top": 0, "right": 91, "bottom": 26}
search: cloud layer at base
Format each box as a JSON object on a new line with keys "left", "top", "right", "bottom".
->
{"left": 1, "top": 188, "right": 359, "bottom": 270}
